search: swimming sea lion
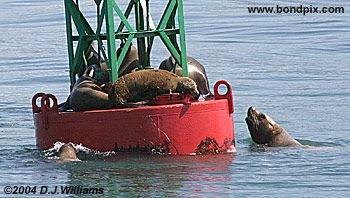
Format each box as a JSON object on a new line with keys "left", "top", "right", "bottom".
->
{"left": 69, "top": 65, "right": 111, "bottom": 111}
{"left": 159, "top": 56, "right": 214, "bottom": 99}
{"left": 58, "top": 143, "right": 79, "bottom": 161}
{"left": 109, "top": 69, "right": 200, "bottom": 107}
{"left": 245, "top": 107, "right": 302, "bottom": 147}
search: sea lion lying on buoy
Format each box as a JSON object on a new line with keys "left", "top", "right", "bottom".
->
{"left": 109, "top": 69, "right": 200, "bottom": 107}
{"left": 58, "top": 143, "right": 79, "bottom": 161}
{"left": 69, "top": 65, "right": 111, "bottom": 111}
{"left": 59, "top": 43, "right": 139, "bottom": 111}
{"left": 159, "top": 56, "right": 214, "bottom": 99}
{"left": 245, "top": 107, "right": 302, "bottom": 147}
{"left": 58, "top": 64, "right": 110, "bottom": 112}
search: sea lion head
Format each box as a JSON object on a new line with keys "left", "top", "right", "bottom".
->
{"left": 58, "top": 143, "right": 79, "bottom": 161}
{"left": 177, "top": 78, "right": 200, "bottom": 100}
{"left": 108, "top": 83, "right": 127, "bottom": 106}
{"left": 245, "top": 106, "right": 282, "bottom": 144}
{"left": 83, "top": 65, "right": 109, "bottom": 86}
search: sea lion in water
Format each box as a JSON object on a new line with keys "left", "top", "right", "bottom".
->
{"left": 69, "top": 65, "right": 111, "bottom": 111}
{"left": 159, "top": 56, "right": 214, "bottom": 99}
{"left": 58, "top": 143, "right": 79, "bottom": 161}
{"left": 245, "top": 107, "right": 302, "bottom": 147}
{"left": 109, "top": 69, "right": 200, "bottom": 107}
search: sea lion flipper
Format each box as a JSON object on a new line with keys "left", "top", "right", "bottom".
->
{"left": 112, "top": 101, "right": 150, "bottom": 108}
{"left": 58, "top": 96, "right": 72, "bottom": 112}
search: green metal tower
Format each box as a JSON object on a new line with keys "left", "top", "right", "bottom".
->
{"left": 64, "top": 0, "right": 188, "bottom": 86}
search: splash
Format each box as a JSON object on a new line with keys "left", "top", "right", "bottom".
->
{"left": 43, "top": 142, "right": 116, "bottom": 161}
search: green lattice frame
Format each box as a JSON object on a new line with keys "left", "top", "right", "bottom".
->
{"left": 64, "top": 0, "right": 188, "bottom": 85}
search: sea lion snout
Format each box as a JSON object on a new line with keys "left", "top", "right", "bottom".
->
{"left": 247, "top": 106, "right": 274, "bottom": 125}
{"left": 177, "top": 78, "right": 200, "bottom": 100}
{"left": 245, "top": 107, "right": 277, "bottom": 144}
{"left": 246, "top": 106, "right": 263, "bottom": 124}
{"left": 247, "top": 106, "right": 256, "bottom": 118}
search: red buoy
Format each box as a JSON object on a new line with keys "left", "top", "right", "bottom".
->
{"left": 32, "top": 80, "right": 235, "bottom": 155}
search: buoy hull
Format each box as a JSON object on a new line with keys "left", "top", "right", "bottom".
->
{"left": 33, "top": 81, "right": 235, "bottom": 155}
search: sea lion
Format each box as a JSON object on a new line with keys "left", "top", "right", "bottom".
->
{"left": 109, "top": 69, "right": 199, "bottom": 107}
{"left": 245, "top": 107, "right": 302, "bottom": 147}
{"left": 159, "top": 56, "right": 214, "bottom": 99}
{"left": 78, "top": 42, "right": 139, "bottom": 78}
{"left": 69, "top": 65, "right": 111, "bottom": 111}
{"left": 77, "top": 43, "right": 104, "bottom": 78}
{"left": 58, "top": 64, "right": 110, "bottom": 112}
{"left": 117, "top": 43, "right": 139, "bottom": 77}
{"left": 58, "top": 143, "right": 79, "bottom": 161}
{"left": 59, "top": 43, "right": 139, "bottom": 111}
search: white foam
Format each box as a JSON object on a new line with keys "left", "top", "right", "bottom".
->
{"left": 43, "top": 142, "right": 116, "bottom": 159}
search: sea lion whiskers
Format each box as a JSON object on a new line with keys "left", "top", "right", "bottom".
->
{"left": 88, "top": 66, "right": 95, "bottom": 77}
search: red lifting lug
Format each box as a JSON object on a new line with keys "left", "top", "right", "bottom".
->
{"left": 32, "top": 93, "right": 46, "bottom": 113}
{"left": 214, "top": 80, "right": 234, "bottom": 114}
{"left": 40, "top": 94, "right": 58, "bottom": 129}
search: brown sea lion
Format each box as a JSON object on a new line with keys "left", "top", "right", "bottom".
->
{"left": 77, "top": 43, "right": 104, "bottom": 78}
{"left": 58, "top": 143, "right": 79, "bottom": 161}
{"left": 77, "top": 41, "right": 139, "bottom": 78}
{"left": 109, "top": 69, "right": 199, "bottom": 107}
{"left": 117, "top": 43, "right": 139, "bottom": 77}
{"left": 245, "top": 107, "right": 302, "bottom": 147}
{"left": 69, "top": 65, "right": 111, "bottom": 111}
{"left": 59, "top": 43, "right": 138, "bottom": 111}
{"left": 159, "top": 56, "right": 214, "bottom": 99}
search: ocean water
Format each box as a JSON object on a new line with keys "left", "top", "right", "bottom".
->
{"left": 1, "top": 0, "right": 350, "bottom": 197}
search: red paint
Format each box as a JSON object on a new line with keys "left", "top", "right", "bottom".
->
{"left": 32, "top": 81, "right": 235, "bottom": 155}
